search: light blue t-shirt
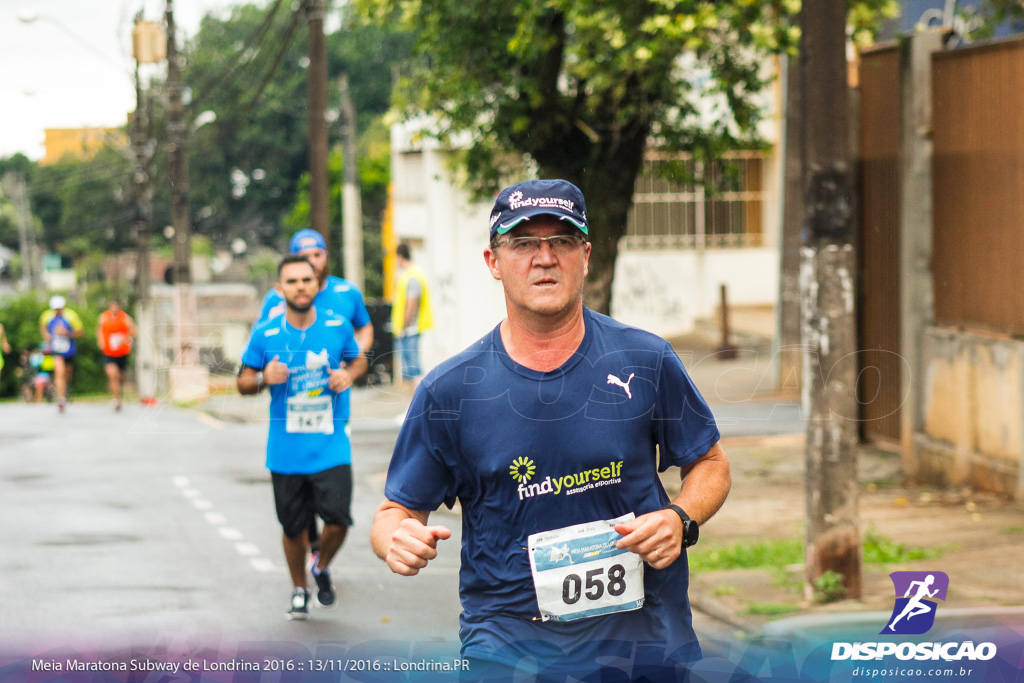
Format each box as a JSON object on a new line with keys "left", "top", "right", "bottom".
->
{"left": 259, "top": 275, "right": 371, "bottom": 330}
{"left": 241, "top": 309, "right": 361, "bottom": 474}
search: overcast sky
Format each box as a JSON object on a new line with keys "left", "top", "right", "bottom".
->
{"left": 0, "top": 0, "right": 242, "bottom": 161}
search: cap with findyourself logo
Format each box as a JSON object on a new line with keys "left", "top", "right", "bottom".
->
{"left": 289, "top": 229, "right": 327, "bottom": 254}
{"left": 489, "top": 179, "right": 589, "bottom": 241}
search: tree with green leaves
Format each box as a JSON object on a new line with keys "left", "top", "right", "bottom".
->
{"left": 29, "top": 147, "right": 132, "bottom": 262}
{"left": 358, "top": 0, "right": 897, "bottom": 313}
{"left": 181, "top": 1, "right": 410, "bottom": 262}
{"left": 358, "top": 0, "right": 798, "bottom": 312}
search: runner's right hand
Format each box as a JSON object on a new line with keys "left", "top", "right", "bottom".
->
{"left": 385, "top": 518, "right": 451, "bottom": 576}
{"left": 263, "top": 356, "right": 289, "bottom": 385}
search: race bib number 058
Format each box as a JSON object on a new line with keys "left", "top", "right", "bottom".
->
{"left": 528, "top": 513, "right": 645, "bottom": 622}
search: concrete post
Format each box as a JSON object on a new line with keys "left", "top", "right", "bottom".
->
{"left": 899, "top": 29, "right": 944, "bottom": 477}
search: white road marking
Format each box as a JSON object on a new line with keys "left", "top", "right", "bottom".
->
{"left": 194, "top": 412, "right": 223, "bottom": 429}
{"left": 174, "top": 478, "right": 277, "bottom": 576}
{"left": 250, "top": 558, "right": 278, "bottom": 572}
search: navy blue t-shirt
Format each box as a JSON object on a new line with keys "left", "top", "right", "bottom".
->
{"left": 384, "top": 308, "right": 721, "bottom": 669}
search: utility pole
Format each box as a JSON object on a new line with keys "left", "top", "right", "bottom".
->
{"left": 305, "top": 0, "right": 330, "bottom": 247}
{"left": 339, "top": 72, "right": 364, "bottom": 289}
{"left": 132, "top": 13, "right": 164, "bottom": 405}
{"left": 3, "top": 172, "right": 34, "bottom": 291}
{"left": 165, "top": 0, "right": 208, "bottom": 401}
{"left": 778, "top": 51, "right": 804, "bottom": 395}
{"left": 799, "top": 0, "right": 861, "bottom": 600}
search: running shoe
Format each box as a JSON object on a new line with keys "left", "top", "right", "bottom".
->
{"left": 58, "top": 399, "right": 66, "bottom": 414}
{"left": 311, "top": 558, "right": 335, "bottom": 606}
{"left": 287, "top": 587, "right": 311, "bottom": 620}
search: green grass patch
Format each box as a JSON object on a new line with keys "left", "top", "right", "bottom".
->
{"left": 691, "top": 529, "right": 941, "bottom": 573}
{"left": 689, "top": 538, "right": 803, "bottom": 572}
{"left": 1000, "top": 525, "right": 1024, "bottom": 535}
{"left": 711, "top": 584, "right": 738, "bottom": 597}
{"left": 743, "top": 602, "right": 801, "bottom": 617}
{"left": 863, "top": 527, "right": 944, "bottom": 564}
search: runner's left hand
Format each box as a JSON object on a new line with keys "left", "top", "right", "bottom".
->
{"left": 614, "top": 510, "right": 683, "bottom": 569}
{"left": 329, "top": 368, "right": 352, "bottom": 392}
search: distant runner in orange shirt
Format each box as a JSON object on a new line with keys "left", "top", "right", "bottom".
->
{"left": 97, "top": 299, "right": 137, "bottom": 411}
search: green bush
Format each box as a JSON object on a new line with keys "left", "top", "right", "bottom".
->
{"left": 0, "top": 292, "right": 107, "bottom": 399}
{"left": 813, "top": 569, "right": 848, "bottom": 603}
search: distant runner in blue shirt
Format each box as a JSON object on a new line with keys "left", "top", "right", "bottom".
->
{"left": 239, "top": 254, "right": 367, "bottom": 620}
{"left": 370, "top": 180, "right": 732, "bottom": 681}
{"left": 258, "top": 229, "right": 373, "bottom": 353}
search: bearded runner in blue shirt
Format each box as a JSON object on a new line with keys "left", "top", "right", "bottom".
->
{"left": 258, "top": 229, "right": 373, "bottom": 352}
{"left": 239, "top": 255, "right": 366, "bottom": 620}
{"left": 257, "top": 229, "right": 374, "bottom": 563}
{"left": 371, "top": 180, "right": 732, "bottom": 681}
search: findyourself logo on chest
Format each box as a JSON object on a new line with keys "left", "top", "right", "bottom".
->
{"left": 510, "top": 456, "right": 625, "bottom": 501}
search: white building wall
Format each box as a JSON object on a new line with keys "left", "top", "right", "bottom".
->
{"left": 391, "top": 120, "right": 781, "bottom": 369}
{"left": 391, "top": 123, "right": 506, "bottom": 375}
{"left": 609, "top": 248, "right": 778, "bottom": 339}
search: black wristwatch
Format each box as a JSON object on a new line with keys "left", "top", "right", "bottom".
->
{"left": 663, "top": 504, "right": 699, "bottom": 548}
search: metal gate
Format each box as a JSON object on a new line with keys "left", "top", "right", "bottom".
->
{"left": 857, "top": 45, "right": 902, "bottom": 445}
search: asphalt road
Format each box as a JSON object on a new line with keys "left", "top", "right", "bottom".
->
{"left": 0, "top": 397, "right": 747, "bottom": 675}
{"left": 0, "top": 400, "right": 464, "bottom": 665}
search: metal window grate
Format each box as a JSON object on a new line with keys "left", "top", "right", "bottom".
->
{"left": 625, "top": 151, "right": 766, "bottom": 249}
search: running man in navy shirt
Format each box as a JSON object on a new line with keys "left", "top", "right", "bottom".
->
{"left": 370, "top": 179, "right": 732, "bottom": 680}
{"left": 239, "top": 255, "right": 367, "bottom": 620}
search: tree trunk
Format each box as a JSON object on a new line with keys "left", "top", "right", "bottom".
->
{"left": 799, "top": 0, "right": 862, "bottom": 601}
{"left": 534, "top": 124, "right": 650, "bottom": 316}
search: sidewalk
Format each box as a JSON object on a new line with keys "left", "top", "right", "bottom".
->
{"left": 201, "top": 338, "right": 1024, "bottom": 637}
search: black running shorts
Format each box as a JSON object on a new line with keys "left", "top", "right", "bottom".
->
{"left": 271, "top": 464, "right": 353, "bottom": 538}
{"left": 103, "top": 354, "right": 129, "bottom": 371}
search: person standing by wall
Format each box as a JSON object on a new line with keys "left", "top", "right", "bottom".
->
{"left": 391, "top": 243, "right": 433, "bottom": 389}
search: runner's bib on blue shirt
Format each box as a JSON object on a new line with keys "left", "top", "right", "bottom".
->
{"left": 241, "top": 310, "right": 360, "bottom": 474}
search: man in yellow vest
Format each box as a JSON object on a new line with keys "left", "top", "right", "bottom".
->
{"left": 391, "top": 243, "right": 433, "bottom": 388}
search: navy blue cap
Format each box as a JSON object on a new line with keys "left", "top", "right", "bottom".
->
{"left": 489, "top": 179, "right": 589, "bottom": 241}
{"left": 289, "top": 229, "right": 327, "bottom": 253}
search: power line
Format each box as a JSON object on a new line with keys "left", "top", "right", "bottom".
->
{"left": 188, "top": 0, "right": 289, "bottom": 111}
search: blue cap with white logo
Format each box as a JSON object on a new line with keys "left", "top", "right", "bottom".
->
{"left": 289, "top": 229, "right": 327, "bottom": 254}
{"left": 489, "top": 179, "right": 589, "bottom": 241}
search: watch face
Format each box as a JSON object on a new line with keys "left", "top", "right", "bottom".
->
{"left": 684, "top": 520, "right": 699, "bottom": 547}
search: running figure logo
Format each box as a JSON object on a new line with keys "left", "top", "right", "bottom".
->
{"left": 606, "top": 373, "right": 635, "bottom": 399}
{"left": 882, "top": 571, "right": 949, "bottom": 635}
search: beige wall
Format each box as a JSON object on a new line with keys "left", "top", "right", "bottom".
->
{"left": 917, "top": 327, "right": 1024, "bottom": 499}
